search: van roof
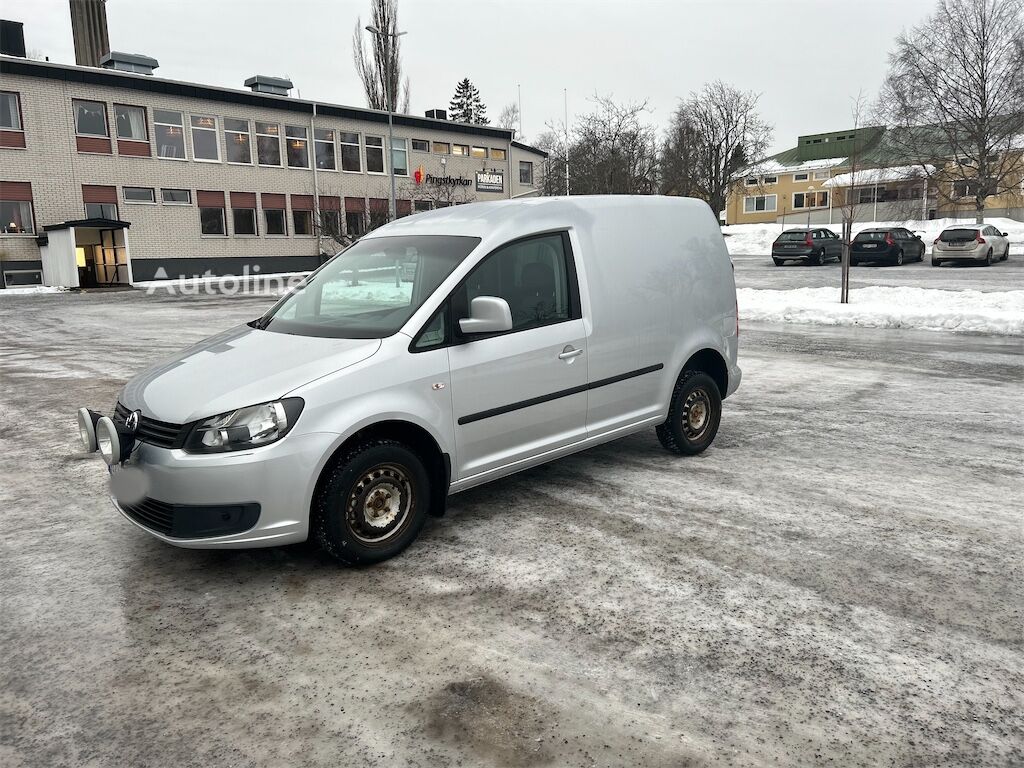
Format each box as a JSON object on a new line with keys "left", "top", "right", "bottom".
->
{"left": 362, "top": 195, "right": 715, "bottom": 241}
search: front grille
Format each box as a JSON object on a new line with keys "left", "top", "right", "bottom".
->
{"left": 114, "top": 402, "right": 186, "bottom": 449}
{"left": 121, "top": 497, "right": 175, "bottom": 535}
{"left": 118, "top": 497, "right": 260, "bottom": 539}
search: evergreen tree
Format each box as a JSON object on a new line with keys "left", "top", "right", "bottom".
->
{"left": 449, "top": 78, "right": 489, "bottom": 124}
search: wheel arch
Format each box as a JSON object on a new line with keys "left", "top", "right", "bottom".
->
{"left": 312, "top": 419, "right": 451, "bottom": 519}
{"left": 680, "top": 348, "right": 729, "bottom": 399}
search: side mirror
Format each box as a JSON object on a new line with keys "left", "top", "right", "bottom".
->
{"left": 1001, "top": 232, "right": 1009, "bottom": 237}
{"left": 459, "top": 296, "right": 513, "bottom": 335}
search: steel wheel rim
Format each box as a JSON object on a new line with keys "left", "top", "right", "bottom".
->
{"left": 346, "top": 463, "right": 414, "bottom": 544}
{"left": 682, "top": 388, "right": 712, "bottom": 441}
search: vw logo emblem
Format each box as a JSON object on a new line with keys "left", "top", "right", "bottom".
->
{"left": 125, "top": 410, "right": 141, "bottom": 433}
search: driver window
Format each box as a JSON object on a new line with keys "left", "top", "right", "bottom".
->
{"left": 462, "top": 233, "right": 572, "bottom": 332}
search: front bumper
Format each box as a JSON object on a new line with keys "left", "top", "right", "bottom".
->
{"left": 109, "top": 430, "right": 339, "bottom": 549}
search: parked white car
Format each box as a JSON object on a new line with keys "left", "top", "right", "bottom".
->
{"left": 77, "top": 196, "right": 741, "bottom": 564}
{"left": 932, "top": 225, "right": 1010, "bottom": 266}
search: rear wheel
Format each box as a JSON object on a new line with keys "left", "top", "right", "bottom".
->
{"left": 312, "top": 440, "right": 431, "bottom": 565}
{"left": 894, "top": 250, "right": 904, "bottom": 266}
{"left": 931, "top": 257, "right": 942, "bottom": 267}
{"left": 772, "top": 258, "right": 784, "bottom": 266}
{"left": 656, "top": 371, "right": 722, "bottom": 456}
{"left": 986, "top": 248, "right": 993, "bottom": 266}
{"left": 810, "top": 249, "right": 823, "bottom": 266}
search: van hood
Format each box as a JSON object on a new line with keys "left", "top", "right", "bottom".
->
{"left": 119, "top": 325, "right": 381, "bottom": 424}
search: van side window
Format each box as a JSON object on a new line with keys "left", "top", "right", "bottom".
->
{"left": 413, "top": 306, "right": 447, "bottom": 350}
{"left": 461, "top": 233, "right": 574, "bottom": 332}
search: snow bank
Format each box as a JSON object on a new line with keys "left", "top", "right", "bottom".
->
{"left": 724, "top": 217, "right": 1024, "bottom": 255}
{"left": 738, "top": 286, "right": 1024, "bottom": 336}
{"left": 0, "top": 286, "right": 67, "bottom": 296}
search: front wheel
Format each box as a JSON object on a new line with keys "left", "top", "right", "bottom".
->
{"left": 656, "top": 371, "right": 722, "bottom": 456}
{"left": 312, "top": 440, "right": 431, "bottom": 565}
{"left": 1004, "top": 247, "right": 1010, "bottom": 261}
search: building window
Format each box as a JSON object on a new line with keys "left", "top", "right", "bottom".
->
{"left": 519, "top": 161, "right": 533, "bottom": 185}
{"left": 743, "top": 194, "right": 777, "bottom": 213}
{"left": 452, "top": 144, "right": 469, "bottom": 157}
{"left": 365, "top": 135, "right": 385, "bottom": 173}
{"left": 470, "top": 146, "right": 487, "bottom": 159}
{"left": 413, "top": 199, "right": 432, "bottom": 213}
{"left": 225, "top": 118, "right": 252, "bottom": 164}
{"left": 153, "top": 109, "right": 186, "bottom": 159}
{"left": 0, "top": 201, "right": 33, "bottom": 233}
{"left": 813, "top": 170, "right": 830, "bottom": 180}
{"left": 858, "top": 187, "right": 883, "bottom": 204}
{"left": 391, "top": 138, "right": 408, "bottom": 176}
{"left": 322, "top": 209, "right": 342, "bottom": 237}
{"left": 286, "top": 126, "right": 309, "bottom": 168}
{"left": 793, "top": 172, "right": 809, "bottom": 182}
{"left": 123, "top": 186, "right": 156, "bottom": 203}
{"left": 191, "top": 115, "right": 220, "bottom": 161}
{"left": 762, "top": 175, "right": 777, "bottom": 185}
{"left": 293, "top": 209, "right": 313, "bottom": 235}
{"left": 161, "top": 188, "right": 191, "bottom": 204}
{"left": 1, "top": 91, "right": 22, "bottom": 131}
{"left": 255, "top": 122, "right": 281, "bottom": 166}
{"left": 793, "top": 191, "right": 828, "bottom": 209}
{"left": 200, "top": 207, "right": 226, "bottom": 235}
{"left": 315, "top": 128, "right": 336, "bottom": 170}
{"left": 491, "top": 148, "right": 506, "bottom": 161}
{"left": 432, "top": 141, "right": 450, "bottom": 154}
{"left": 233, "top": 207, "right": 257, "bottom": 235}
{"left": 114, "top": 104, "right": 147, "bottom": 140}
{"left": 745, "top": 177, "right": 759, "bottom": 186}
{"left": 340, "top": 131, "right": 361, "bottom": 172}
{"left": 411, "top": 139, "right": 429, "bottom": 152}
{"left": 265, "top": 208, "right": 287, "bottom": 235}
{"left": 345, "top": 211, "right": 365, "bottom": 236}
{"left": 85, "top": 202, "right": 117, "bottom": 219}
{"left": 74, "top": 100, "right": 108, "bottom": 136}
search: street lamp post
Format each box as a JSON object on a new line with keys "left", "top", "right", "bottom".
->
{"left": 366, "top": 24, "right": 406, "bottom": 222}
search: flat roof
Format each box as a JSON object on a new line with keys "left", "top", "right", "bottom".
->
{"left": 0, "top": 55, "right": 515, "bottom": 142}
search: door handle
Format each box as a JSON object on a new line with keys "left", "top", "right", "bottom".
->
{"left": 558, "top": 346, "right": 584, "bottom": 360}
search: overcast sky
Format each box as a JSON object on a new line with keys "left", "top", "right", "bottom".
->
{"left": 7, "top": 0, "right": 937, "bottom": 153}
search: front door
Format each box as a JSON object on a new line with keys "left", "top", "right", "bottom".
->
{"left": 447, "top": 232, "right": 587, "bottom": 480}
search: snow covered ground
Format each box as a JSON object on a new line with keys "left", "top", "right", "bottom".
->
{"left": 0, "top": 286, "right": 67, "bottom": 297}
{"left": 723, "top": 216, "right": 1024, "bottom": 256}
{"left": 739, "top": 286, "right": 1024, "bottom": 336}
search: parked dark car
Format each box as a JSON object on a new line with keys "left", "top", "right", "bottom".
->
{"left": 850, "top": 227, "right": 926, "bottom": 266}
{"left": 771, "top": 228, "right": 843, "bottom": 266}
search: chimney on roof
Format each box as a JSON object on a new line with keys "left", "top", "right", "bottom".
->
{"left": 70, "top": 0, "right": 109, "bottom": 67}
{"left": 100, "top": 51, "right": 158, "bottom": 75}
{"left": 0, "top": 20, "right": 26, "bottom": 57}
{"left": 425, "top": 109, "right": 447, "bottom": 121}
{"left": 244, "top": 75, "right": 293, "bottom": 96}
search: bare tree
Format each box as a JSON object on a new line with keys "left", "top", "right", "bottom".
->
{"left": 353, "top": 0, "right": 411, "bottom": 113}
{"left": 497, "top": 102, "right": 521, "bottom": 136}
{"left": 664, "top": 81, "right": 773, "bottom": 218}
{"left": 532, "top": 129, "right": 567, "bottom": 196}
{"left": 562, "top": 95, "right": 658, "bottom": 195}
{"left": 880, "top": 0, "right": 1024, "bottom": 222}
{"left": 834, "top": 93, "right": 872, "bottom": 304}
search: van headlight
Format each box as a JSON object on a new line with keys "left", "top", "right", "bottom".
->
{"left": 183, "top": 398, "right": 304, "bottom": 453}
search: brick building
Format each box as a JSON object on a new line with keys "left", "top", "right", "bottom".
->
{"left": 0, "top": 54, "right": 547, "bottom": 288}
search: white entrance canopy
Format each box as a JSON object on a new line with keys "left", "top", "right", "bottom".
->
{"left": 39, "top": 218, "right": 132, "bottom": 288}
{"left": 822, "top": 165, "right": 936, "bottom": 188}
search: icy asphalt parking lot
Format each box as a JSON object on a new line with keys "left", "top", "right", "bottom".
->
{"left": 1, "top": 288, "right": 1022, "bottom": 768}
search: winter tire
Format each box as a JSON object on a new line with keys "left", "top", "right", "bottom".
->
{"left": 894, "top": 250, "right": 904, "bottom": 266}
{"left": 313, "top": 440, "right": 431, "bottom": 565}
{"left": 931, "top": 257, "right": 942, "bottom": 267}
{"left": 1004, "top": 247, "right": 1010, "bottom": 261}
{"left": 986, "top": 248, "right": 993, "bottom": 266}
{"left": 772, "top": 258, "right": 784, "bottom": 266}
{"left": 656, "top": 371, "right": 722, "bottom": 456}
{"left": 810, "top": 249, "right": 823, "bottom": 266}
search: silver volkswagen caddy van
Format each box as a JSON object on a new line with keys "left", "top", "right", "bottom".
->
{"left": 78, "top": 196, "right": 741, "bottom": 564}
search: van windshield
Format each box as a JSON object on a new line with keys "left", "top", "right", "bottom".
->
{"left": 257, "top": 235, "right": 480, "bottom": 338}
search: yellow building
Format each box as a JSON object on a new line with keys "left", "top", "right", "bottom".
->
{"left": 725, "top": 127, "right": 1024, "bottom": 226}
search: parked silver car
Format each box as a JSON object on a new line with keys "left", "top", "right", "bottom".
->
{"left": 77, "top": 196, "right": 741, "bottom": 564}
{"left": 932, "top": 225, "right": 1010, "bottom": 266}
